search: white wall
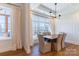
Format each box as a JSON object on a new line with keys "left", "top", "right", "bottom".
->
{"left": 56, "top": 11, "right": 79, "bottom": 45}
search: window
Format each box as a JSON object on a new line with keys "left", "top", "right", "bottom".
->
{"left": 0, "top": 6, "right": 12, "bottom": 37}
{"left": 32, "top": 14, "right": 51, "bottom": 36}
{"left": 0, "top": 16, "right": 6, "bottom": 33}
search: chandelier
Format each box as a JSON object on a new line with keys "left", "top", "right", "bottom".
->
{"left": 49, "top": 3, "right": 61, "bottom": 19}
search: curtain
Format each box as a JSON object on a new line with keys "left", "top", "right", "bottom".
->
{"left": 0, "top": 4, "right": 22, "bottom": 51}
{"left": 22, "top": 4, "right": 32, "bottom": 53}
{"left": 49, "top": 17, "right": 56, "bottom": 34}
{"left": 12, "top": 5, "right": 22, "bottom": 50}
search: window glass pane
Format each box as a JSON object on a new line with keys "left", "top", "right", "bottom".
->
{"left": 8, "top": 16, "right": 11, "bottom": 32}
{"left": 0, "top": 16, "right": 6, "bottom": 33}
{"left": 32, "top": 14, "right": 51, "bottom": 36}
{"left": 0, "top": 6, "right": 11, "bottom": 15}
{"left": 0, "top": 6, "right": 12, "bottom": 38}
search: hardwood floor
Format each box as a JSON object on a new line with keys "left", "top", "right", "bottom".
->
{"left": 0, "top": 43, "right": 79, "bottom": 56}
{"left": 0, "top": 49, "right": 27, "bottom": 56}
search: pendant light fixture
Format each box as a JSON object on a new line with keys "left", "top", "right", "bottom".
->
{"left": 49, "top": 3, "right": 57, "bottom": 18}
{"left": 49, "top": 3, "right": 61, "bottom": 19}
{"left": 54, "top": 3, "right": 57, "bottom": 18}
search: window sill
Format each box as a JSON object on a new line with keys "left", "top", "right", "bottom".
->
{"left": 0, "top": 37, "right": 11, "bottom": 40}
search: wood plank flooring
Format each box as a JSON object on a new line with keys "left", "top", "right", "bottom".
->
{"left": 0, "top": 43, "right": 79, "bottom": 56}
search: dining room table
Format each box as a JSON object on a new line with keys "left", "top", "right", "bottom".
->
{"left": 43, "top": 34, "right": 58, "bottom": 51}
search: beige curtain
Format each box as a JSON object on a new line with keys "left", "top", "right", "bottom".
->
{"left": 12, "top": 6, "right": 22, "bottom": 50}
{"left": 23, "top": 4, "right": 32, "bottom": 53}
{"left": 49, "top": 17, "right": 56, "bottom": 34}
{"left": 0, "top": 4, "right": 22, "bottom": 51}
{"left": 49, "top": 17, "right": 54, "bottom": 34}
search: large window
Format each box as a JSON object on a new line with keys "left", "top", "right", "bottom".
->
{"left": 0, "top": 6, "right": 12, "bottom": 37}
{"left": 32, "top": 14, "right": 51, "bottom": 36}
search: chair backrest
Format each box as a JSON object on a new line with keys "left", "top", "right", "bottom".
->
{"left": 59, "top": 32, "right": 67, "bottom": 40}
{"left": 42, "top": 32, "right": 51, "bottom": 35}
{"left": 57, "top": 34, "right": 63, "bottom": 41}
{"left": 63, "top": 33, "right": 67, "bottom": 39}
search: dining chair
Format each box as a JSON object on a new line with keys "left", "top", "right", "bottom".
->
{"left": 58, "top": 32, "right": 67, "bottom": 48}
{"left": 53, "top": 34, "right": 63, "bottom": 52}
{"left": 61, "top": 33, "right": 67, "bottom": 48}
{"left": 38, "top": 34, "right": 51, "bottom": 54}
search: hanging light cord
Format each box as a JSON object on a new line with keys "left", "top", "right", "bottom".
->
{"left": 55, "top": 3, "right": 57, "bottom": 18}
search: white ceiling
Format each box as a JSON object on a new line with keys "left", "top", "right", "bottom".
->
{"left": 30, "top": 3, "right": 79, "bottom": 16}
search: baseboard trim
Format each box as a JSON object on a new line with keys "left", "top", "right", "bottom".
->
{"left": 65, "top": 40, "right": 79, "bottom": 45}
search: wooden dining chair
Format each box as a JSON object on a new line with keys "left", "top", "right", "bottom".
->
{"left": 53, "top": 34, "right": 63, "bottom": 52}
{"left": 61, "top": 33, "right": 67, "bottom": 48}
{"left": 38, "top": 34, "right": 51, "bottom": 54}
{"left": 58, "top": 32, "right": 67, "bottom": 49}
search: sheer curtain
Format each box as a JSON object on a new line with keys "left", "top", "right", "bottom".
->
{"left": 12, "top": 5, "right": 22, "bottom": 50}
{"left": 0, "top": 4, "right": 22, "bottom": 51}
{"left": 49, "top": 17, "right": 56, "bottom": 34}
